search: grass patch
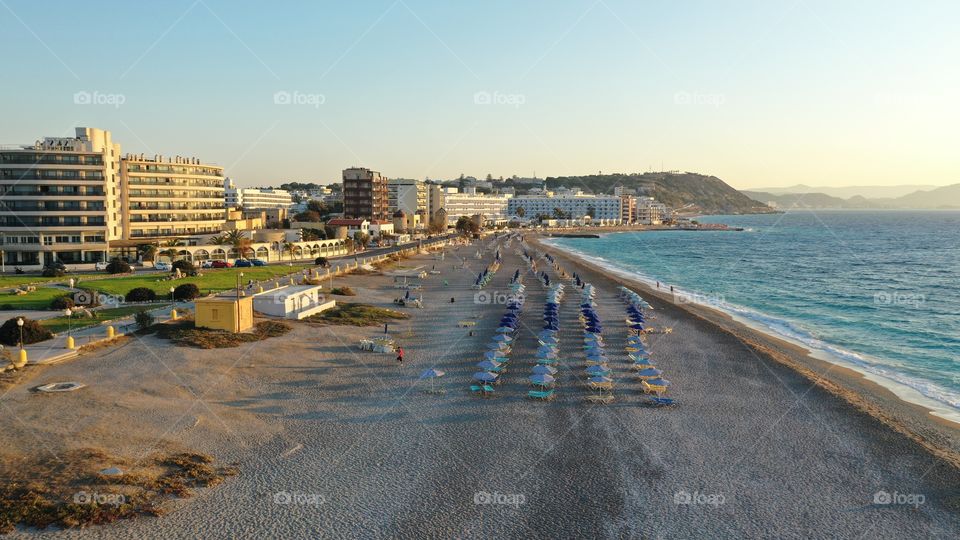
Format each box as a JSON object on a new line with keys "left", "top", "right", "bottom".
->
{"left": 39, "top": 306, "right": 169, "bottom": 334}
{"left": 330, "top": 286, "right": 356, "bottom": 296}
{"left": 154, "top": 320, "right": 291, "bottom": 349}
{"left": 307, "top": 303, "right": 408, "bottom": 326}
{"left": 0, "top": 448, "right": 237, "bottom": 534}
{"left": 0, "top": 287, "right": 69, "bottom": 311}
{"left": 0, "top": 275, "right": 63, "bottom": 288}
{"left": 80, "top": 266, "right": 311, "bottom": 298}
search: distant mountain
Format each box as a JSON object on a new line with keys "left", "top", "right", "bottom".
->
{"left": 544, "top": 172, "right": 774, "bottom": 215}
{"left": 742, "top": 183, "right": 960, "bottom": 209}
{"left": 751, "top": 184, "right": 941, "bottom": 199}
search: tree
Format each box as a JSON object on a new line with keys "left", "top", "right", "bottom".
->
{"left": 353, "top": 231, "right": 370, "bottom": 249}
{"left": 552, "top": 207, "right": 566, "bottom": 219}
{"left": 586, "top": 205, "right": 597, "bottom": 219}
{"left": 282, "top": 241, "right": 296, "bottom": 261}
{"left": 455, "top": 216, "right": 480, "bottom": 235}
{"left": 515, "top": 207, "right": 526, "bottom": 218}
{"left": 139, "top": 244, "right": 158, "bottom": 262}
{"left": 160, "top": 239, "right": 183, "bottom": 262}
{"left": 223, "top": 230, "right": 252, "bottom": 259}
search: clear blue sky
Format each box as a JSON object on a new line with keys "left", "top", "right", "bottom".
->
{"left": 1, "top": 0, "right": 957, "bottom": 188}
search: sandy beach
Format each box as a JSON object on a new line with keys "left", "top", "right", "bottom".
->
{"left": 2, "top": 233, "right": 959, "bottom": 539}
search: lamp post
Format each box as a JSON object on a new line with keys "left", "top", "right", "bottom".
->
{"left": 236, "top": 272, "right": 244, "bottom": 299}
{"left": 64, "top": 308, "right": 74, "bottom": 349}
{"left": 170, "top": 286, "right": 175, "bottom": 303}
{"left": 16, "top": 317, "right": 23, "bottom": 349}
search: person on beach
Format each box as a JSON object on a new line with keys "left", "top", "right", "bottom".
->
{"left": 396, "top": 347, "right": 404, "bottom": 364}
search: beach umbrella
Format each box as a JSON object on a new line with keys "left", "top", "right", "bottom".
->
{"left": 538, "top": 336, "right": 558, "bottom": 345}
{"left": 585, "top": 365, "right": 611, "bottom": 375}
{"left": 532, "top": 365, "right": 557, "bottom": 375}
{"left": 484, "top": 350, "right": 507, "bottom": 361}
{"left": 646, "top": 377, "right": 670, "bottom": 387}
{"left": 492, "top": 334, "right": 513, "bottom": 343}
{"left": 420, "top": 368, "right": 445, "bottom": 392}
{"left": 636, "top": 368, "right": 663, "bottom": 379}
{"left": 589, "top": 376, "right": 613, "bottom": 384}
{"left": 529, "top": 374, "right": 555, "bottom": 387}
{"left": 473, "top": 371, "right": 498, "bottom": 382}
{"left": 496, "top": 326, "right": 514, "bottom": 334}
{"left": 476, "top": 360, "right": 502, "bottom": 371}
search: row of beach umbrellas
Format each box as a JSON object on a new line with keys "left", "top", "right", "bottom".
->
{"left": 579, "top": 284, "right": 614, "bottom": 395}
{"left": 530, "top": 282, "right": 566, "bottom": 388}
{"left": 618, "top": 286, "right": 670, "bottom": 395}
{"left": 473, "top": 277, "right": 527, "bottom": 387}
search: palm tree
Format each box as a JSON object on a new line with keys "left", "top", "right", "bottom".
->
{"left": 223, "top": 230, "right": 252, "bottom": 260}
{"left": 282, "top": 241, "right": 296, "bottom": 261}
{"left": 139, "top": 244, "right": 158, "bottom": 262}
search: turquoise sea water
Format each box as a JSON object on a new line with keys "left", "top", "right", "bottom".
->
{"left": 546, "top": 211, "right": 960, "bottom": 418}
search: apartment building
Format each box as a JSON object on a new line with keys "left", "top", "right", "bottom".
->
{"left": 635, "top": 196, "right": 668, "bottom": 225}
{"left": 343, "top": 167, "right": 389, "bottom": 220}
{"left": 387, "top": 178, "right": 427, "bottom": 230}
{"left": 0, "top": 127, "right": 121, "bottom": 267}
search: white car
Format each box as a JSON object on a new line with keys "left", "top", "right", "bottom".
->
{"left": 94, "top": 261, "right": 110, "bottom": 271}
{"left": 154, "top": 262, "right": 172, "bottom": 271}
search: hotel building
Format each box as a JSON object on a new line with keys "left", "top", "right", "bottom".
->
{"left": 387, "top": 178, "right": 428, "bottom": 229}
{"left": 442, "top": 187, "right": 512, "bottom": 224}
{"left": 343, "top": 167, "right": 389, "bottom": 221}
{"left": 224, "top": 178, "right": 293, "bottom": 210}
{"left": 0, "top": 127, "right": 121, "bottom": 267}
{"left": 119, "top": 154, "right": 225, "bottom": 243}
{"left": 508, "top": 192, "right": 622, "bottom": 221}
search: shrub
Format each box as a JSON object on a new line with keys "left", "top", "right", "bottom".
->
{"left": 172, "top": 260, "right": 195, "bottom": 274}
{"left": 173, "top": 283, "right": 201, "bottom": 301}
{"left": 50, "top": 296, "right": 75, "bottom": 310}
{"left": 330, "top": 286, "right": 356, "bottom": 296}
{"left": 0, "top": 317, "right": 53, "bottom": 346}
{"left": 135, "top": 310, "right": 155, "bottom": 330}
{"left": 126, "top": 287, "right": 157, "bottom": 302}
{"left": 41, "top": 267, "right": 65, "bottom": 278}
{"left": 315, "top": 257, "right": 329, "bottom": 267}
{"left": 105, "top": 260, "right": 132, "bottom": 274}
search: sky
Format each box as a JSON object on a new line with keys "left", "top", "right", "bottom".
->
{"left": 0, "top": 0, "right": 958, "bottom": 189}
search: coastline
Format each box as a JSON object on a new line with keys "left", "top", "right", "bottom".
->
{"left": 529, "top": 234, "right": 960, "bottom": 466}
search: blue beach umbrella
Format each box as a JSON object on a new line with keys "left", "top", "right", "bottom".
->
{"left": 476, "top": 360, "right": 502, "bottom": 370}
{"left": 529, "top": 374, "right": 555, "bottom": 386}
{"left": 585, "top": 365, "right": 611, "bottom": 375}
{"left": 473, "top": 371, "right": 498, "bottom": 382}
{"left": 492, "top": 334, "right": 513, "bottom": 343}
{"left": 532, "top": 365, "right": 558, "bottom": 375}
{"left": 484, "top": 350, "right": 507, "bottom": 361}
{"left": 637, "top": 368, "right": 663, "bottom": 379}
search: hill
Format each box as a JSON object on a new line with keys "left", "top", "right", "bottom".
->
{"left": 743, "top": 183, "right": 960, "bottom": 209}
{"left": 544, "top": 173, "right": 774, "bottom": 215}
{"left": 751, "top": 184, "right": 941, "bottom": 199}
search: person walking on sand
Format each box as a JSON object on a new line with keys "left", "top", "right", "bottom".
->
{"left": 396, "top": 346, "right": 404, "bottom": 364}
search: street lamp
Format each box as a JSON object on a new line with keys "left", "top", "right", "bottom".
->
{"left": 64, "top": 308, "right": 73, "bottom": 348}
{"left": 170, "top": 286, "right": 175, "bottom": 302}
{"left": 236, "top": 271, "right": 244, "bottom": 299}
{"left": 16, "top": 317, "right": 24, "bottom": 350}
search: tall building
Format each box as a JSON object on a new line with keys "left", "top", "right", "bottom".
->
{"left": 387, "top": 178, "right": 427, "bottom": 229}
{"left": 427, "top": 182, "right": 446, "bottom": 222}
{"left": 620, "top": 195, "right": 637, "bottom": 224}
{"left": 342, "top": 167, "right": 388, "bottom": 220}
{"left": 224, "top": 178, "right": 292, "bottom": 210}
{"left": 635, "top": 196, "right": 668, "bottom": 225}
{"left": 442, "top": 187, "right": 512, "bottom": 224}
{"left": 120, "top": 154, "right": 225, "bottom": 242}
{"left": 0, "top": 127, "right": 121, "bottom": 267}
{"left": 508, "top": 193, "right": 622, "bottom": 221}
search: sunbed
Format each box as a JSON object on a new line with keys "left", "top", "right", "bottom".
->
{"left": 527, "top": 389, "right": 555, "bottom": 401}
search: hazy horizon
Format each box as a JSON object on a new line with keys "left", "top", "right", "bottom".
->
{"left": 1, "top": 0, "right": 957, "bottom": 189}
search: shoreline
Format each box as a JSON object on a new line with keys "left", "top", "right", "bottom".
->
{"left": 529, "top": 234, "right": 960, "bottom": 467}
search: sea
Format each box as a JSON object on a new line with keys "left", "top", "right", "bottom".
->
{"left": 544, "top": 210, "right": 960, "bottom": 422}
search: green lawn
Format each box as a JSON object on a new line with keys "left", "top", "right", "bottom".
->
{"left": 0, "top": 287, "right": 69, "bottom": 310}
{"left": 39, "top": 305, "right": 170, "bottom": 334}
{"left": 80, "top": 265, "right": 312, "bottom": 297}
{"left": 0, "top": 275, "right": 63, "bottom": 289}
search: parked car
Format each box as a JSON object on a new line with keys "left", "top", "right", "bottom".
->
{"left": 209, "top": 260, "right": 232, "bottom": 268}
{"left": 94, "top": 261, "right": 110, "bottom": 271}
{"left": 154, "top": 262, "right": 172, "bottom": 271}
{"left": 249, "top": 259, "right": 267, "bottom": 266}
{"left": 233, "top": 259, "right": 253, "bottom": 268}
